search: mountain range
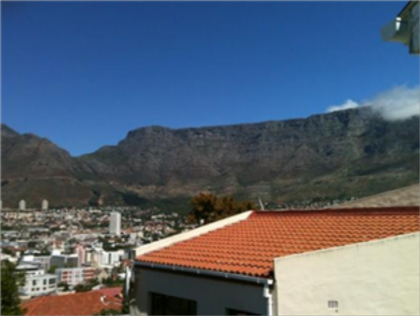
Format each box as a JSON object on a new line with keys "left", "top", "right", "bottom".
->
{"left": 1, "top": 107, "right": 419, "bottom": 209}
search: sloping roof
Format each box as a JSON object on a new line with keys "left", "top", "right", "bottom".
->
{"left": 22, "top": 290, "right": 122, "bottom": 316}
{"left": 398, "top": 1, "right": 417, "bottom": 18}
{"left": 97, "top": 287, "right": 123, "bottom": 300}
{"left": 136, "top": 207, "right": 419, "bottom": 278}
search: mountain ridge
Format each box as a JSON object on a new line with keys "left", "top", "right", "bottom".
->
{"left": 1, "top": 107, "right": 419, "bottom": 208}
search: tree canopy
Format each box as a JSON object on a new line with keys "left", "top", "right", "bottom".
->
{"left": 188, "top": 193, "right": 256, "bottom": 224}
{"left": 1, "top": 260, "right": 26, "bottom": 315}
{"left": 94, "top": 308, "right": 121, "bottom": 315}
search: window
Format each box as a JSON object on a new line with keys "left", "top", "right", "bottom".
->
{"left": 328, "top": 300, "right": 339, "bottom": 309}
{"left": 43, "top": 279, "right": 47, "bottom": 285}
{"left": 49, "top": 278, "right": 56, "bottom": 284}
{"left": 226, "top": 308, "right": 259, "bottom": 315}
{"left": 32, "top": 280, "right": 37, "bottom": 286}
{"left": 150, "top": 293, "right": 197, "bottom": 315}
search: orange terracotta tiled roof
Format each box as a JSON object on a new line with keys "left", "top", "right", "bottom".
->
{"left": 136, "top": 207, "right": 419, "bottom": 278}
{"left": 97, "top": 287, "right": 123, "bottom": 300}
{"left": 22, "top": 290, "right": 122, "bottom": 316}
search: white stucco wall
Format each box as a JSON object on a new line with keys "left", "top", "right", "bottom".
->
{"left": 274, "top": 233, "right": 420, "bottom": 316}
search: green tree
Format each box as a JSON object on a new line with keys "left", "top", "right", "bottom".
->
{"left": 74, "top": 278, "right": 100, "bottom": 292}
{"left": 47, "top": 265, "right": 57, "bottom": 274}
{"left": 94, "top": 308, "right": 121, "bottom": 315}
{"left": 1, "top": 260, "right": 26, "bottom": 315}
{"left": 188, "top": 193, "right": 256, "bottom": 224}
{"left": 188, "top": 193, "right": 218, "bottom": 224}
{"left": 1, "top": 247, "right": 15, "bottom": 257}
{"left": 58, "top": 281, "right": 69, "bottom": 291}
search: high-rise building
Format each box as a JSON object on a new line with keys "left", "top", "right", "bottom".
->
{"left": 19, "top": 199, "right": 26, "bottom": 211}
{"left": 109, "top": 212, "right": 121, "bottom": 236}
{"left": 42, "top": 199, "right": 49, "bottom": 211}
{"left": 74, "top": 244, "right": 86, "bottom": 267}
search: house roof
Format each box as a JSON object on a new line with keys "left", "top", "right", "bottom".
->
{"left": 97, "top": 286, "right": 123, "bottom": 300}
{"left": 136, "top": 207, "right": 419, "bottom": 278}
{"left": 22, "top": 290, "right": 122, "bottom": 316}
{"left": 398, "top": 1, "right": 417, "bottom": 18}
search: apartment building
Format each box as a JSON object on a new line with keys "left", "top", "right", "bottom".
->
{"left": 55, "top": 267, "right": 96, "bottom": 286}
{"left": 20, "top": 273, "right": 57, "bottom": 297}
{"left": 50, "top": 254, "right": 78, "bottom": 268}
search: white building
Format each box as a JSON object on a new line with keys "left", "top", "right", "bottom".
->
{"left": 88, "top": 248, "right": 122, "bottom": 267}
{"left": 131, "top": 207, "right": 419, "bottom": 315}
{"left": 15, "top": 263, "right": 45, "bottom": 277}
{"left": 20, "top": 274, "right": 57, "bottom": 297}
{"left": 109, "top": 212, "right": 121, "bottom": 236}
{"left": 19, "top": 199, "right": 26, "bottom": 211}
{"left": 20, "top": 255, "right": 51, "bottom": 271}
{"left": 101, "top": 250, "right": 123, "bottom": 266}
{"left": 55, "top": 267, "right": 96, "bottom": 286}
{"left": 50, "top": 254, "right": 79, "bottom": 268}
{"left": 381, "top": 1, "right": 419, "bottom": 54}
{"left": 42, "top": 199, "right": 49, "bottom": 211}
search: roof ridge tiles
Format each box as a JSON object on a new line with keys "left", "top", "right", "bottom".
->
{"left": 136, "top": 207, "right": 419, "bottom": 277}
{"left": 251, "top": 206, "right": 419, "bottom": 217}
{"left": 24, "top": 296, "right": 45, "bottom": 316}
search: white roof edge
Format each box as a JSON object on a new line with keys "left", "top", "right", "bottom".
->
{"left": 273, "top": 232, "right": 420, "bottom": 264}
{"left": 134, "top": 210, "right": 254, "bottom": 258}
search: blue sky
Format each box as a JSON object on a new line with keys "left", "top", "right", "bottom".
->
{"left": 1, "top": 1, "right": 418, "bottom": 156}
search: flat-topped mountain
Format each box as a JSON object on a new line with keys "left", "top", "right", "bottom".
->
{"left": 1, "top": 107, "right": 419, "bottom": 208}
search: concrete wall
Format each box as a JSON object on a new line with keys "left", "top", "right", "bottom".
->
{"left": 274, "top": 233, "right": 420, "bottom": 316}
{"left": 131, "top": 267, "right": 267, "bottom": 315}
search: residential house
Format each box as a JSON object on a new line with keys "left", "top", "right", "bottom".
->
{"left": 21, "top": 288, "right": 122, "bottom": 316}
{"left": 131, "top": 207, "right": 419, "bottom": 315}
{"left": 20, "top": 273, "right": 57, "bottom": 298}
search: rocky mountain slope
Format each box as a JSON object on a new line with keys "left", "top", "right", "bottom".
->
{"left": 1, "top": 107, "right": 419, "bottom": 208}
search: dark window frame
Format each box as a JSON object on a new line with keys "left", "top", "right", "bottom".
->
{"left": 150, "top": 292, "right": 197, "bottom": 315}
{"left": 226, "top": 308, "right": 259, "bottom": 315}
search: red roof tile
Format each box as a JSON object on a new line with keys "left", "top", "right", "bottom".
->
{"left": 22, "top": 290, "right": 122, "bottom": 316}
{"left": 97, "top": 287, "right": 123, "bottom": 300}
{"left": 136, "top": 207, "right": 419, "bottom": 278}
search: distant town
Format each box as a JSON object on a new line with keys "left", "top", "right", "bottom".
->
{"left": 0, "top": 199, "right": 198, "bottom": 300}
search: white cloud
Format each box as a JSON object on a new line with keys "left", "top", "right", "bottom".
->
{"left": 366, "top": 85, "right": 419, "bottom": 121}
{"left": 327, "top": 99, "right": 359, "bottom": 113}
{"left": 326, "top": 85, "right": 419, "bottom": 121}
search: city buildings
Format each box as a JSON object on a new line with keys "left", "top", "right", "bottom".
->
{"left": 20, "top": 273, "right": 57, "bottom": 298}
{"left": 55, "top": 267, "right": 96, "bottom": 286}
{"left": 109, "top": 212, "right": 121, "bottom": 236}
{"left": 50, "top": 254, "right": 79, "bottom": 269}
{"left": 131, "top": 207, "right": 420, "bottom": 315}
{"left": 20, "top": 255, "right": 51, "bottom": 271}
